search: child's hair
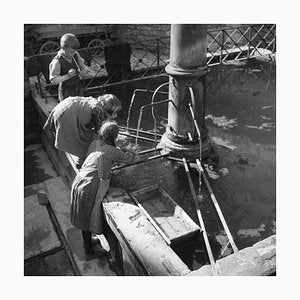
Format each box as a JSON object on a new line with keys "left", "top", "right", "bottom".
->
{"left": 99, "top": 121, "right": 119, "bottom": 146}
{"left": 97, "top": 94, "right": 121, "bottom": 116}
{"left": 60, "top": 33, "right": 80, "bottom": 49}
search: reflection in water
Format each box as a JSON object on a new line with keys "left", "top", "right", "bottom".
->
{"left": 109, "top": 57, "right": 275, "bottom": 269}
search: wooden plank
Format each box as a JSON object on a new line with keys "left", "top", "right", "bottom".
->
{"left": 104, "top": 188, "right": 191, "bottom": 276}
{"left": 44, "top": 176, "right": 117, "bottom": 276}
{"left": 131, "top": 185, "right": 200, "bottom": 245}
{"left": 24, "top": 194, "right": 61, "bottom": 260}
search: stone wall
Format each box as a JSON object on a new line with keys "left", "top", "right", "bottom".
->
{"left": 110, "top": 24, "right": 244, "bottom": 51}
{"left": 112, "top": 24, "right": 171, "bottom": 50}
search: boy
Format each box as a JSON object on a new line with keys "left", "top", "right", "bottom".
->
{"left": 49, "top": 33, "right": 90, "bottom": 101}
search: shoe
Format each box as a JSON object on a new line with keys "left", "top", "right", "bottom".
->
{"left": 85, "top": 248, "right": 108, "bottom": 259}
{"left": 84, "top": 248, "right": 95, "bottom": 256}
{"left": 108, "top": 257, "right": 125, "bottom": 276}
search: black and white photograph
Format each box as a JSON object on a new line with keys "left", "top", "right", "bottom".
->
{"left": 2, "top": 1, "right": 300, "bottom": 299}
{"left": 23, "top": 23, "right": 276, "bottom": 276}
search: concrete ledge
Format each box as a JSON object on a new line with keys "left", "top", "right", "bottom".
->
{"left": 188, "top": 235, "right": 276, "bottom": 276}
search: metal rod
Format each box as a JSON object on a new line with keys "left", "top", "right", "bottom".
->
{"left": 156, "top": 39, "right": 160, "bottom": 73}
{"left": 119, "top": 126, "right": 163, "bottom": 138}
{"left": 129, "top": 192, "right": 171, "bottom": 245}
{"left": 188, "top": 93, "right": 202, "bottom": 193}
{"left": 166, "top": 156, "right": 184, "bottom": 163}
{"left": 126, "top": 89, "right": 168, "bottom": 130}
{"left": 119, "top": 131, "right": 160, "bottom": 144}
{"left": 195, "top": 159, "right": 239, "bottom": 253}
{"left": 138, "top": 148, "right": 162, "bottom": 155}
{"left": 85, "top": 74, "right": 169, "bottom": 91}
{"left": 112, "top": 153, "right": 169, "bottom": 171}
{"left": 187, "top": 132, "right": 193, "bottom": 141}
{"left": 136, "top": 99, "right": 171, "bottom": 145}
{"left": 150, "top": 82, "right": 171, "bottom": 154}
{"left": 182, "top": 158, "right": 218, "bottom": 275}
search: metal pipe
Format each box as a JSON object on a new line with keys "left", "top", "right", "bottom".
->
{"left": 118, "top": 131, "right": 159, "bottom": 144}
{"left": 150, "top": 82, "right": 171, "bottom": 154}
{"left": 85, "top": 74, "right": 169, "bottom": 91}
{"left": 136, "top": 99, "right": 173, "bottom": 144}
{"left": 112, "top": 153, "right": 169, "bottom": 171}
{"left": 195, "top": 159, "right": 239, "bottom": 253}
{"left": 138, "top": 148, "right": 162, "bottom": 155}
{"left": 166, "top": 156, "right": 184, "bottom": 163}
{"left": 182, "top": 158, "right": 218, "bottom": 275}
{"left": 119, "top": 126, "right": 163, "bottom": 138}
{"left": 188, "top": 93, "right": 202, "bottom": 192}
{"left": 126, "top": 89, "right": 168, "bottom": 130}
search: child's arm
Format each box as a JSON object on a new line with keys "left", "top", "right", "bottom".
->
{"left": 75, "top": 52, "right": 93, "bottom": 78}
{"left": 111, "top": 146, "right": 136, "bottom": 164}
{"left": 49, "top": 59, "right": 76, "bottom": 84}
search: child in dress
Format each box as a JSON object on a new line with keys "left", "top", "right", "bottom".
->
{"left": 70, "top": 121, "right": 135, "bottom": 257}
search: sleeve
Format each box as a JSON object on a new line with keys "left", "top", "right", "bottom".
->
{"left": 75, "top": 52, "right": 87, "bottom": 70}
{"left": 43, "top": 108, "right": 55, "bottom": 131}
{"left": 49, "top": 59, "right": 61, "bottom": 82}
{"left": 108, "top": 146, "right": 135, "bottom": 164}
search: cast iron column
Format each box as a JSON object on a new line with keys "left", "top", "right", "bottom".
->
{"left": 159, "top": 24, "right": 211, "bottom": 159}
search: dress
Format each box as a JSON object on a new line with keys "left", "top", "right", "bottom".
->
{"left": 43, "top": 96, "right": 105, "bottom": 158}
{"left": 70, "top": 139, "right": 134, "bottom": 234}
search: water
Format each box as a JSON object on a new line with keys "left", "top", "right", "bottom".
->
{"left": 105, "top": 57, "right": 276, "bottom": 270}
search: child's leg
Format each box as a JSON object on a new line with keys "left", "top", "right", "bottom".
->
{"left": 82, "top": 230, "right": 93, "bottom": 255}
{"left": 103, "top": 222, "right": 123, "bottom": 267}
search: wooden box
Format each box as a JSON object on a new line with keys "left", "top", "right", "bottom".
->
{"left": 129, "top": 184, "right": 200, "bottom": 245}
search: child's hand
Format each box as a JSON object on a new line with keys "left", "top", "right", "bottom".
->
{"left": 68, "top": 69, "right": 77, "bottom": 77}
{"left": 124, "top": 143, "right": 141, "bottom": 154}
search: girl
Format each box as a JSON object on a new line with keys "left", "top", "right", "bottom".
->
{"left": 43, "top": 94, "right": 121, "bottom": 168}
{"left": 70, "top": 121, "right": 135, "bottom": 256}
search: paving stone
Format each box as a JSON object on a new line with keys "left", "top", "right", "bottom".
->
{"left": 24, "top": 194, "right": 61, "bottom": 260}
{"left": 24, "top": 249, "right": 73, "bottom": 276}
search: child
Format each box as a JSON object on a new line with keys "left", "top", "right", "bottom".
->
{"left": 43, "top": 94, "right": 121, "bottom": 168}
{"left": 70, "top": 121, "right": 135, "bottom": 257}
{"left": 49, "top": 33, "right": 90, "bottom": 101}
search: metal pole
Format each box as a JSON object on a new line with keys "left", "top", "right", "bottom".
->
{"left": 220, "top": 30, "right": 224, "bottom": 64}
{"left": 119, "top": 126, "right": 163, "bottom": 138}
{"left": 112, "top": 153, "right": 169, "bottom": 171}
{"left": 138, "top": 148, "right": 162, "bottom": 155}
{"left": 195, "top": 159, "right": 239, "bottom": 253}
{"left": 156, "top": 38, "right": 160, "bottom": 74}
{"left": 118, "top": 131, "right": 160, "bottom": 144}
{"left": 182, "top": 158, "right": 218, "bottom": 275}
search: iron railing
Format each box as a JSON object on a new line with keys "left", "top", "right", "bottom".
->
{"left": 26, "top": 24, "right": 275, "bottom": 99}
{"left": 206, "top": 24, "right": 276, "bottom": 66}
